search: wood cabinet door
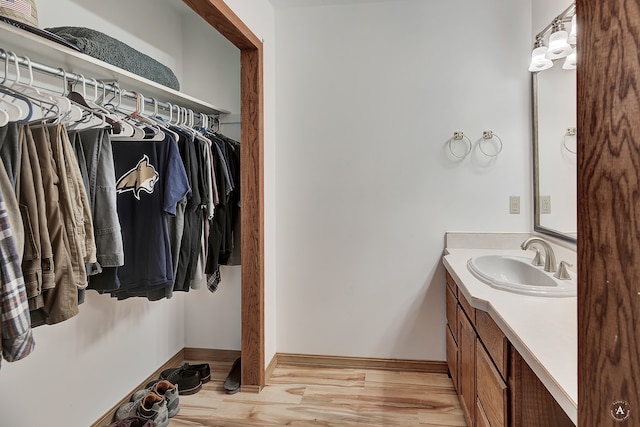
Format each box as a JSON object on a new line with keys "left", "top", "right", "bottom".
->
{"left": 446, "top": 323, "right": 459, "bottom": 392}
{"left": 458, "top": 305, "right": 476, "bottom": 427}
{"left": 477, "top": 340, "right": 507, "bottom": 427}
{"left": 446, "top": 284, "right": 458, "bottom": 341}
{"left": 475, "top": 310, "right": 508, "bottom": 379}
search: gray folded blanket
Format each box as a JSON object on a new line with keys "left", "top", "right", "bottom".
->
{"left": 45, "top": 26, "right": 180, "bottom": 91}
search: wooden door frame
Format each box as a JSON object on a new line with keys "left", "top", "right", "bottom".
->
{"left": 182, "top": 0, "right": 265, "bottom": 392}
{"left": 578, "top": 1, "right": 639, "bottom": 425}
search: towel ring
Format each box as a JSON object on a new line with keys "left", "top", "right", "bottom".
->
{"left": 448, "top": 131, "right": 472, "bottom": 159}
{"left": 562, "top": 127, "right": 577, "bottom": 154}
{"left": 479, "top": 131, "right": 503, "bottom": 157}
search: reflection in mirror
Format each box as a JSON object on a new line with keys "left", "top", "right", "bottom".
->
{"left": 531, "top": 3, "right": 577, "bottom": 243}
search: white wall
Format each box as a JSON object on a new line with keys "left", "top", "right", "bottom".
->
{"left": 0, "top": 0, "right": 269, "bottom": 425}
{"left": 273, "top": 0, "right": 533, "bottom": 360}
{"left": 533, "top": 0, "right": 572, "bottom": 32}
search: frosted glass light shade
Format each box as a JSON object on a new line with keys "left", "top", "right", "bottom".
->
{"left": 546, "top": 30, "right": 572, "bottom": 59}
{"left": 568, "top": 15, "right": 577, "bottom": 45}
{"left": 563, "top": 48, "right": 577, "bottom": 69}
{"left": 529, "top": 46, "right": 553, "bottom": 72}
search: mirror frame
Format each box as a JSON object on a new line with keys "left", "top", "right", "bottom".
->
{"left": 532, "top": 72, "right": 577, "bottom": 244}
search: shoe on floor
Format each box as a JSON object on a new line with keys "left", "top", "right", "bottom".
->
{"left": 161, "top": 362, "right": 211, "bottom": 383}
{"left": 158, "top": 367, "right": 202, "bottom": 395}
{"left": 224, "top": 357, "right": 241, "bottom": 394}
{"left": 132, "top": 380, "right": 179, "bottom": 418}
{"left": 115, "top": 392, "right": 168, "bottom": 427}
{"left": 138, "top": 393, "right": 168, "bottom": 427}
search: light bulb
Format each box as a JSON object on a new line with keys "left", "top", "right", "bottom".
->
{"left": 546, "top": 27, "right": 572, "bottom": 59}
{"left": 529, "top": 46, "right": 553, "bottom": 72}
{"left": 568, "top": 15, "right": 577, "bottom": 45}
{"left": 563, "top": 48, "right": 577, "bottom": 70}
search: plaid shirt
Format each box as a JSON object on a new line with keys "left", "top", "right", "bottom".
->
{"left": 0, "top": 187, "right": 34, "bottom": 367}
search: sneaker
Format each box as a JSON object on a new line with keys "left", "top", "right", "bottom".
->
{"left": 158, "top": 368, "right": 202, "bottom": 395}
{"left": 138, "top": 393, "right": 168, "bottom": 427}
{"left": 115, "top": 392, "right": 168, "bottom": 427}
{"left": 161, "top": 362, "right": 211, "bottom": 383}
{"left": 132, "top": 380, "right": 179, "bottom": 418}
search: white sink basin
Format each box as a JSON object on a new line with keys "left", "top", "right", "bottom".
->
{"left": 467, "top": 255, "right": 576, "bottom": 297}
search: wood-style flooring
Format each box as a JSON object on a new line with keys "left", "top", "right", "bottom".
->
{"left": 169, "top": 358, "right": 466, "bottom": 427}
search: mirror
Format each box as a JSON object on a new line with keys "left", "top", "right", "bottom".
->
{"left": 532, "top": 18, "right": 577, "bottom": 243}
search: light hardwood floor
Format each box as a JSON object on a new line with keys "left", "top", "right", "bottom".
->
{"left": 169, "top": 358, "right": 466, "bottom": 427}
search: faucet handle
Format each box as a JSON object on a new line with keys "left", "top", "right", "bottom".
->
{"left": 531, "top": 248, "right": 544, "bottom": 267}
{"left": 554, "top": 261, "right": 573, "bottom": 280}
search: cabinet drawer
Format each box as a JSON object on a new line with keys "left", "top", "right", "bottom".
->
{"left": 446, "top": 270, "right": 457, "bottom": 296}
{"left": 476, "top": 398, "right": 491, "bottom": 427}
{"left": 477, "top": 340, "right": 507, "bottom": 427}
{"left": 446, "top": 284, "right": 458, "bottom": 341}
{"left": 458, "top": 306, "right": 477, "bottom": 427}
{"left": 446, "top": 323, "right": 458, "bottom": 392}
{"left": 475, "top": 310, "right": 508, "bottom": 379}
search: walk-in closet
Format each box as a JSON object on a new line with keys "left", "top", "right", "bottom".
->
{"left": 0, "top": 1, "right": 267, "bottom": 425}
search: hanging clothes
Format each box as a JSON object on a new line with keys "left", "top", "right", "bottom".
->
{"left": 108, "top": 132, "right": 190, "bottom": 301}
{"left": 0, "top": 66, "right": 241, "bottom": 310}
{"left": 0, "top": 184, "right": 35, "bottom": 369}
{"left": 204, "top": 131, "right": 240, "bottom": 293}
{"left": 30, "top": 124, "right": 95, "bottom": 325}
{"left": 0, "top": 123, "right": 24, "bottom": 261}
{"left": 216, "top": 134, "right": 241, "bottom": 266}
{"left": 171, "top": 127, "right": 203, "bottom": 293}
{"left": 69, "top": 128, "right": 124, "bottom": 276}
{"left": 47, "top": 125, "right": 97, "bottom": 292}
{"left": 0, "top": 160, "right": 22, "bottom": 258}
{"left": 14, "top": 125, "right": 54, "bottom": 324}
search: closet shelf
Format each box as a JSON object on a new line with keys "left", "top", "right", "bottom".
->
{"left": 0, "top": 20, "right": 230, "bottom": 115}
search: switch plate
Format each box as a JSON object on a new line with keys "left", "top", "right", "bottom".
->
{"left": 540, "top": 195, "right": 551, "bottom": 214}
{"left": 509, "top": 196, "right": 520, "bottom": 214}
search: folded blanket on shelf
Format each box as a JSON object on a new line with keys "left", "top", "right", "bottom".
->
{"left": 45, "top": 26, "right": 180, "bottom": 90}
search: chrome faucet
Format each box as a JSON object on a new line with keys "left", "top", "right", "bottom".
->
{"left": 520, "top": 237, "right": 556, "bottom": 273}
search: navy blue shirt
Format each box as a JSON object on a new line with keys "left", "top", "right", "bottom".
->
{"left": 111, "top": 133, "right": 190, "bottom": 294}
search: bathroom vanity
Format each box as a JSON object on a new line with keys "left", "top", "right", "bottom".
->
{"left": 443, "top": 234, "right": 577, "bottom": 426}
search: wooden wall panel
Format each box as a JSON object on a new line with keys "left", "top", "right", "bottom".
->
{"left": 578, "top": 1, "right": 640, "bottom": 424}
{"left": 240, "top": 46, "right": 265, "bottom": 391}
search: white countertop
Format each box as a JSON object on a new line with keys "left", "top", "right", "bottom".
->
{"left": 443, "top": 248, "right": 577, "bottom": 425}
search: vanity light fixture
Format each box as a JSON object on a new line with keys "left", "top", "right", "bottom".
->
{"left": 529, "top": 2, "right": 576, "bottom": 72}
{"left": 546, "top": 20, "right": 572, "bottom": 59}
{"left": 528, "top": 37, "right": 553, "bottom": 72}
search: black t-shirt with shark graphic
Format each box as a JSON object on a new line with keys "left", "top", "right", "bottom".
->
{"left": 110, "top": 134, "right": 190, "bottom": 295}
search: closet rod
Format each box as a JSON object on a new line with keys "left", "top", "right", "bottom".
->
{"left": 0, "top": 50, "right": 220, "bottom": 119}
